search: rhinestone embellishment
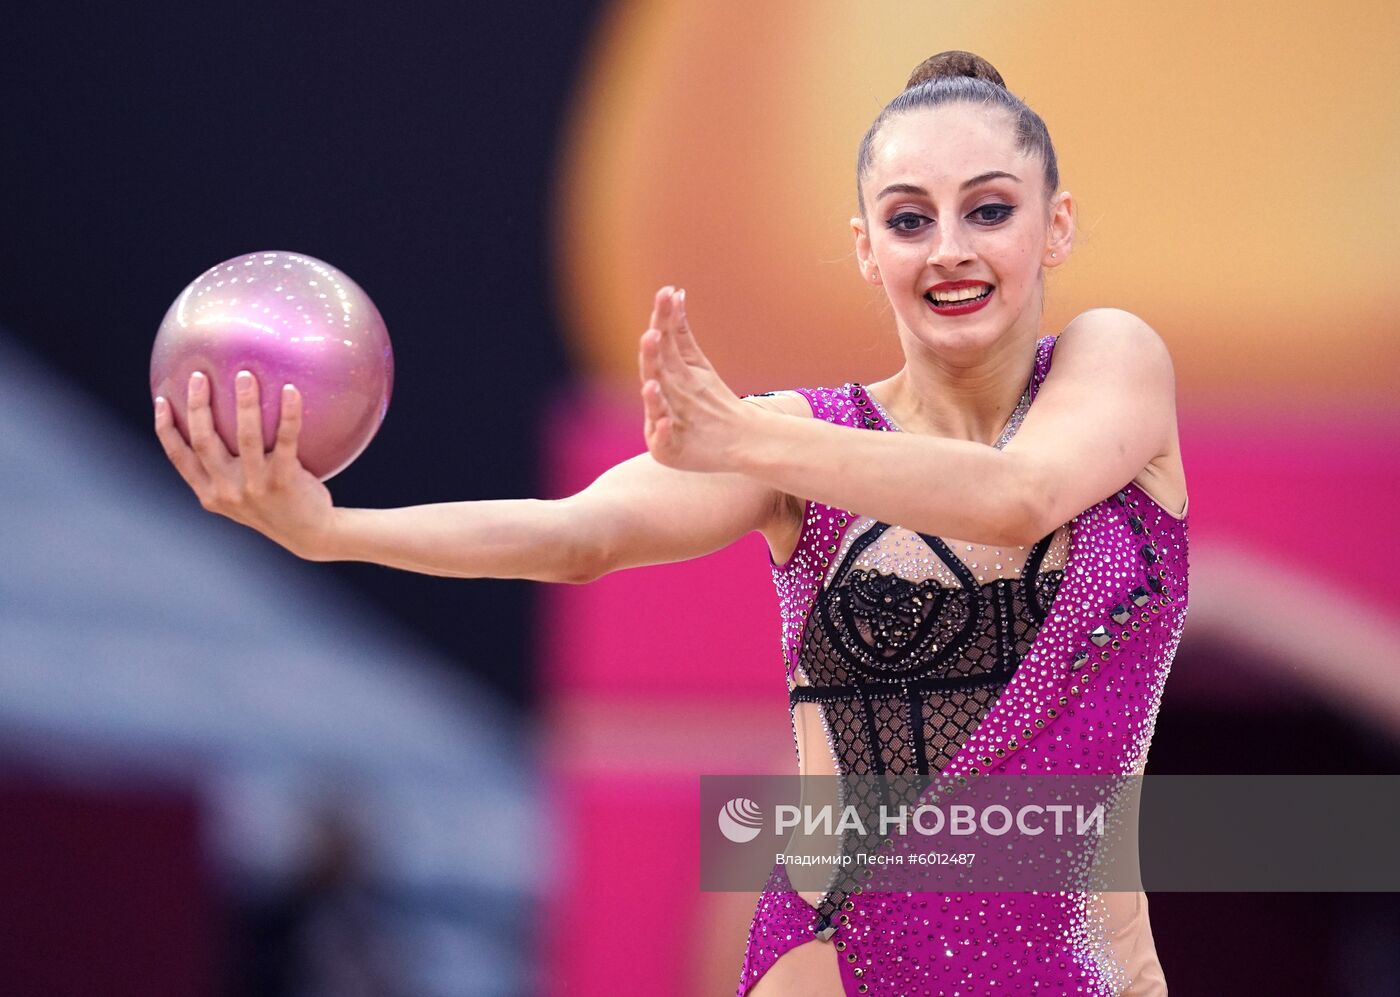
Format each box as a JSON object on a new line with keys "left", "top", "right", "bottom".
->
{"left": 739, "top": 334, "right": 1190, "bottom": 996}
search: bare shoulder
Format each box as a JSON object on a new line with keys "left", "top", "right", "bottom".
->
{"left": 1056, "top": 309, "right": 1188, "bottom": 518}
{"left": 1055, "top": 308, "right": 1176, "bottom": 386}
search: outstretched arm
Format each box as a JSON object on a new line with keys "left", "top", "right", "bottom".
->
{"left": 155, "top": 291, "right": 799, "bottom": 583}
{"left": 317, "top": 428, "right": 794, "bottom": 582}
{"left": 640, "top": 289, "right": 1176, "bottom": 547}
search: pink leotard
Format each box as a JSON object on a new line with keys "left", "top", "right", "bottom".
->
{"left": 738, "top": 333, "right": 1188, "bottom": 995}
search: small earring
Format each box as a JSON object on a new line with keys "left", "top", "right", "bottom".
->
{"left": 1051, "top": 251, "right": 1058, "bottom": 258}
{"left": 870, "top": 268, "right": 881, "bottom": 283}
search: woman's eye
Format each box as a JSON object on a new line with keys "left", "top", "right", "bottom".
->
{"left": 885, "top": 212, "right": 929, "bottom": 232}
{"left": 885, "top": 205, "right": 1013, "bottom": 233}
{"left": 972, "top": 204, "right": 1015, "bottom": 224}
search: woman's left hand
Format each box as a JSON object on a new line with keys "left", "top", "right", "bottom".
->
{"left": 638, "top": 285, "right": 755, "bottom": 473}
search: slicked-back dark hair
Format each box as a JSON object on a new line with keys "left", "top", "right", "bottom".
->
{"left": 856, "top": 51, "right": 1059, "bottom": 214}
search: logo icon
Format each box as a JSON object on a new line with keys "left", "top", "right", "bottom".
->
{"left": 718, "top": 797, "right": 764, "bottom": 843}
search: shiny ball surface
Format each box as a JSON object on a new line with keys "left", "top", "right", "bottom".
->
{"left": 150, "top": 250, "right": 393, "bottom": 481}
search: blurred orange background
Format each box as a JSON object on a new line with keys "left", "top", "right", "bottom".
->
{"left": 555, "top": 0, "right": 1400, "bottom": 409}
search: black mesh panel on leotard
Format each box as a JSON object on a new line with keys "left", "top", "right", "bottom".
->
{"left": 787, "top": 517, "right": 1068, "bottom": 935}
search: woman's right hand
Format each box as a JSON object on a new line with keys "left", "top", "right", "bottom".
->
{"left": 154, "top": 369, "right": 336, "bottom": 560}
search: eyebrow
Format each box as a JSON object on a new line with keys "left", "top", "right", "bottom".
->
{"left": 876, "top": 171, "right": 1022, "bottom": 201}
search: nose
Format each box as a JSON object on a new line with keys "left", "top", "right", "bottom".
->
{"left": 926, "top": 222, "right": 975, "bottom": 270}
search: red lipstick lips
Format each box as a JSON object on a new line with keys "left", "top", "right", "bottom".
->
{"left": 924, "top": 280, "right": 994, "bottom": 316}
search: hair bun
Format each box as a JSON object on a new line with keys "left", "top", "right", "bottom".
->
{"left": 905, "top": 50, "right": 1006, "bottom": 91}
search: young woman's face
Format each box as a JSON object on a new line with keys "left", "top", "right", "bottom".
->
{"left": 855, "top": 103, "right": 1068, "bottom": 353}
